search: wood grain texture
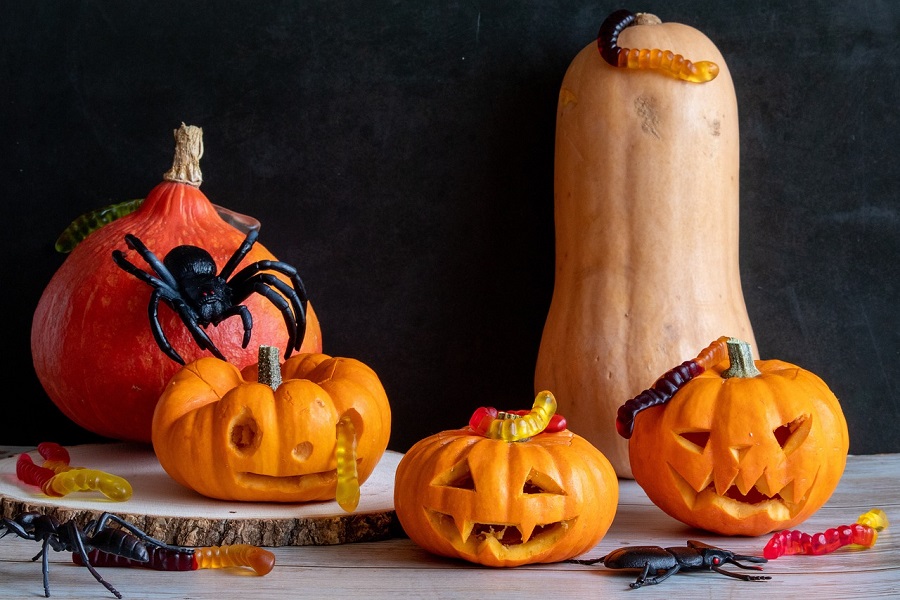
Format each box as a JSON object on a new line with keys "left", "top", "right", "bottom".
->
{"left": 0, "top": 454, "right": 900, "bottom": 600}
{"left": 0, "top": 444, "right": 400, "bottom": 547}
{"left": 1, "top": 452, "right": 898, "bottom": 599}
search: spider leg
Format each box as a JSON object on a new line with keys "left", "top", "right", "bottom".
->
{"left": 1, "top": 518, "right": 32, "bottom": 540}
{"left": 148, "top": 289, "right": 186, "bottom": 365}
{"left": 231, "top": 262, "right": 308, "bottom": 352}
{"left": 218, "top": 229, "right": 259, "bottom": 281}
{"left": 166, "top": 297, "right": 227, "bottom": 361}
{"left": 122, "top": 234, "right": 179, "bottom": 290}
{"left": 91, "top": 513, "right": 193, "bottom": 554}
{"left": 211, "top": 305, "right": 254, "bottom": 349}
{"left": 112, "top": 250, "right": 180, "bottom": 294}
{"left": 41, "top": 537, "right": 52, "bottom": 598}
{"left": 232, "top": 275, "right": 301, "bottom": 358}
{"left": 64, "top": 521, "right": 123, "bottom": 599}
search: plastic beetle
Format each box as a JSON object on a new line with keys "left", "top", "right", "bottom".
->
{"left": 571, "top": 540, "right": 770, "bottom": 588}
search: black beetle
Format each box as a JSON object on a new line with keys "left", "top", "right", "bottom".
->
{"left": 571, "top": 540, "right": 771, "bottom": 588}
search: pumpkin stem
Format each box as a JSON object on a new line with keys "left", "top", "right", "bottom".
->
{"left": 257, "top": 345, "right": 282, "bottom": 390}
{"left": 721, "top": 338, "right": 762, "bottom": 379}
{"left": 634, "top": 13, "right": 662, "bottom": 26}
{"left": 163, "top": 123, "right": 204, "bottom": 187}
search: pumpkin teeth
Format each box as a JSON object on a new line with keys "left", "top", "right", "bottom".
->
{"left": 426, "top": 509, "right": 572, "bottom": 548}
{"left": 753, "top": 471, "right": 777, "bottom": 497}
{"left": 457, "top": 518, "right": 475, "bottom": 542}
{"left": 721, "top": 483, "right": 777, "bottom": 505}
{"left": 777, "top": 480, "right": 796, "bottom": 503}
{"left": 669, "top": 463, "right": 700, "bottom": 509}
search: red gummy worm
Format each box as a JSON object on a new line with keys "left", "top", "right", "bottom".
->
{"left": 37, "top": 442, "right": 71, "bottom": 465}
{"left": 16, "top": 454, "right": 59, "bottom": 493}
{"left": 763, "top": 523, "right": 878, "bottom": 559}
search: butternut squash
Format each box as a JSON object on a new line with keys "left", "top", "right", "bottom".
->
{"left": 534, "top": 13, "right": 756, "bottom": 478}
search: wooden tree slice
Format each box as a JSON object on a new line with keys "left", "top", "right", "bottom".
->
{"left": 0, "top": 443, "right": 401, "bottom": 547}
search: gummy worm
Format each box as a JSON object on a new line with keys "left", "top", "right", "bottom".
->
{"left": 597, "top": 9, "right": 719, "bottom": 83}
{"left": 55, "top": 199, "right": 260, "bottom": 253}
{"left": 335, "top": 415, "right": 360, "bottom": 513}
{"left": 469, "top": 391, "right": 559, "bottom": 441}
{"left": 42, "top": 469, "right": 134, "bottom": 502}
{"left": 38, "top": 441, "right": 71, "bottom": 464}
{"left": 16, "top": 444, "right": 134, "bottom": 501}
{"left": 38, "top": 441, "right": 81, "bottom": 475}
{"left": 75, "top": 544, "right": 276, "bottom": 576}
{"left": 54, "top": 199, "right": 145, "bottom": 253}
{"left": 763, "top": 509, "right": 889, "bottom": 559}
{"left": 616, "top": 337, "right": 729, "bottom": 439}
{"left": 16, "top": 453, "right": 57, "bottom": 489}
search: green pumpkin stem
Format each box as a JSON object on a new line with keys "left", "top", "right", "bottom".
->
{"left": 721, "top": 338, "right": 761, "bottom": 379}
{"left": 257, "top": 345, "right": 282, "bottom": 391}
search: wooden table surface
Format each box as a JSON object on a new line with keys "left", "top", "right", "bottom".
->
{"left": 1, "top": 446, "right": 897, "bottom": 600}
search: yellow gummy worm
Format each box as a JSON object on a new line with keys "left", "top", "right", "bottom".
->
{"left": 335, "top": 415, "right": 360, "bottom": 513}
{"left": 487, "top": 391, "right": 557, "bottom": 441}
{"left": 857, "top": 508, "right": 889, "bottom": 532}
{"left": 194, "top": 545, "right": 276, "bottom": 576}
{"left": 41, "top": 469, "right": 133, "bottom": 501}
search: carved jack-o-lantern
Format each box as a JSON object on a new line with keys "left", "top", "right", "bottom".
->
{"left": 394, "top": 393, "right": 618, "bottom": 567}
{"left": 627, "top": 338, "right": 849, "bottom": 536}
{"left": 152, "top": 346, "right": 391, "bottom": 509}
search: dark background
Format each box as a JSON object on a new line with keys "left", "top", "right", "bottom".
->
{"left": 4, "top": 1, "right": 898, "bottom": 455}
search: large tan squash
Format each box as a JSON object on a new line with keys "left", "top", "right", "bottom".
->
{"left": 535, "top": 14, "right": 756, "bottom": 478}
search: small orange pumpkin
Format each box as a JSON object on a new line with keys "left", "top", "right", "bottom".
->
{"left": 627, "top": 338, "right": 849, "bottom": 536}
{"left": 151, "top": 346, "right": 391, "bottom": 508}
{"left": 394, "top": 394, "right": 618, "bottom": 567}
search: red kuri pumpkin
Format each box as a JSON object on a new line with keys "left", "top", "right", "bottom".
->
{"left": 31, "top": 124, "right": 322, "bottom": 443}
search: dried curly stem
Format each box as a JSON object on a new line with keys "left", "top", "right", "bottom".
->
{"left": 634, "top": 13, "right": 662, "bottom": 25}
{"left": 163, "top": 123, "right": 204, "bottom": 186}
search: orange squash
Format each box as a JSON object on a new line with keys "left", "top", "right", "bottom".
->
{"left": 628, "top": 338, "right": 849, "bottom": 536}
{"left": 394, "top": 395, "right": 618, "bottom": 567}
{"left": 535, "top": 12, "right": 756, "bottom": 478}
{"left": 31, "top": 124, "right": 322, "bottom": 443}
{"left": 152, "top": 346, "right": 391, "bottom": 506}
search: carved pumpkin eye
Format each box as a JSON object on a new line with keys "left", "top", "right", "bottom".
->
{"left": 523, "top": 468, "right": 566, "bottom": 495}
{"left": 230, "top": 408, "right": 261, "bottom": 455}
{"left": 677, "top": 430, "right": 711, "bottom": 451}
{"left": 433, "top": 460, "right": 476, "bottom": 490}
{"left": 774, "top": 415, "right": 811, "bottom": 454}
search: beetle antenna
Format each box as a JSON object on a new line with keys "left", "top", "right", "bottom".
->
{"left": 567, "top": 554, "right": 607, "bottom": 565}
{"left": 713, "top": 565, "right": 772, "bottom": 581}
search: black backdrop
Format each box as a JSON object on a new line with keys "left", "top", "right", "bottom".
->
{"left": 5, "top": 1, "right": 898, "bottom": 455}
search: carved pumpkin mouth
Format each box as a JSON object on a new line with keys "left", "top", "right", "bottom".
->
{"left": 424, "top": 509, "right": 574, "bottom": 558}
{"left": 239, "top": 470, "right": 336, "bottom": 484}
{"left": 667, "top": 463, "right": 817, "bottom": 521}
{"left": 235, "top": 470, "right": 338, "bottom": 494}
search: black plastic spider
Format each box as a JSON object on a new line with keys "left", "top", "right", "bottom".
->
{"left": 1, "top": 510, "right": 191, "bottom": 598}
{"left": 112, "top": 229, "right": 307, "bottom": 365}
